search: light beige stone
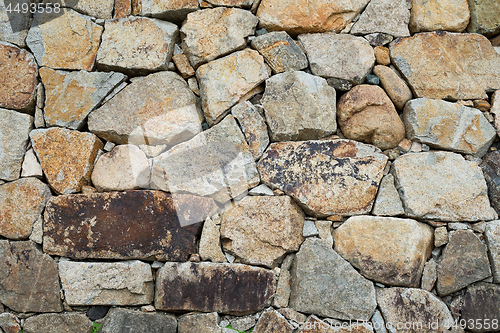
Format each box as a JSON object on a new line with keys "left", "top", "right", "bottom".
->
{"left": 0, "top": 0, "right": 31, "bottom": 47}
{"left": 199, "top": 215, "right": 227, "bottom": 263}
{"left": 26, "top": 9, "right": 103, "bottom": 70}
{"left": 421, "top": 258, "right": 438, "bottom": 291}
{"left": 485, "top": 221, "right": 500, "bottom": 283}
{"left": 60, "top": 0, "right": 115, "bottom": 18}
{"left": 231, "top": 101, "right": 269, "bottom": 160}
{"left": 434, "top": 226, "right": 449, "bottom": 247}
{"left": 410, "top": 0, "right": 470, "bottom": 32}
{"left": 197, "top": 49, "right": 270, "bottom": 126}
{"left": 96, "top": 16, "right": 178, "bottom": 73}
{"left": 350, "top": 0, "right": 410, "bottom": 37}
{"left": 373, "top": 65, "right": 413, "bottom": 110}
{"left": 21, "top": 148, "right": 43, "bottom": 178}
{"left": 30, "top": 127, "right": 103, "bottom": 194}
{"left": 334, "top": 216, "right": 434, "bottom": 287}
{"left": 178, "top": 312, "right": 223, "bottom": 333}
{"left": 220, "top": 195, "right": 305, "bottom": 267}
{"left": 131, "top": 0, "right": 199, "bottom": 23}
{"left": 372, "top": 174, "right": 405, "bottom": 216}
{"left": 315, "top": 220, "right": 333, "bottom": 246}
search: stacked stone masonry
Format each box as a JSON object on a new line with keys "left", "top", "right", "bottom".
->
{"left": 1, "top": 0, "right": 500, "bottom": 332}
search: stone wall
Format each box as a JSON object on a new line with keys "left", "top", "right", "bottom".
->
{"left": 1, "top": 0, "right": 500, "bottom": 332}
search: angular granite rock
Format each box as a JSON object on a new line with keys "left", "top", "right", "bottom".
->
{"left": 258, "top": 140, "right": 388, "bottom": 217}
{"left": 421, "top": 258, "right": 438, "bottom": 291}
{"left": 373, "top": 65, "right": 413, "bottom": 110}
{"left": 91, "top": 144, "right": 150, "bottom": 191}
{"left": 0, "top": 313, "right": 21, "bottom": 333}
{"left": 337, "top": 84, "right": 405, "bottom": 150}
{"left": 155, "top": 262, "right": 275, "bottom": 314}
{"left": 253, "top": 310, "right": 293, "bottom": 333}
{"left": 114, "top": 0, "right": 132, "bottom": 18}
{"left": 151, "top": 115, "right": 260, "bottom": 203}
{"left": 40, "top": 68, "right": 126, "bottom": 129}
{"left": 485, "top": 221, "right": 500, "bottom": 283}
{"left": 199, "top": 215, "right": 227, "bottom": 263}
{"left": 289, "top": 238, "right": 377, "bottom": 321}
{"left": 88, "top": 71, "right": 202, "bottom": 145}
{"left": 410, "top": 0, "right": 470, "bottom": 32}
{"left": 30, "top": 127, "right": 103, "bottom": 194}
{"left": 467, "top": 0, "right": 500, "bottom": 36}
{"left": 44, "top": 191, "right": 216, "bottom": 261}
{"left": 99, "top": 308, "right": 177, "bottom": 333}
{"left": 393, "top": 151, "right": 496, "bottom": 221}
{"left": 196, "top": 49, "right": 270, "bottom": 125}
{"left": 403, "top": 98, "right": 496, "bottom": 157}
{"left": 372, "top": 174, "right": 405, "bottom": 216}
{"left": 23, "top": 313, "right": 94, "bottom": 333}
{"left": 377, "top": 288, "right": 453, "bottom": 332}
{"left": 132, "top": 0, "right": 199, "bottom": 23}
{"left": 298, "top": 33, "right": 375, "bottom": 84}
{"left": 481, "top": 151, "right": 500, "bottom": 214}
{"left": 350, "top": 0, "right": 410, "bottom": 37}
{"left": 390, "top": 32, "right": 500, "bottom": 100}
{"left": 262, "top": 71, "right": 337, "bottom": 141}
{"left": 333, "top": 216, "right": 433, "bottom": 287}
{"left": 96, "top": 16, "right": 178, "bottom": 74}
{"left": 461, "top": 283, "right": 500, "bottom": 332}
{"left": 250, "top": 31, "right": 308, "bottom": 73}
{"left": 0, "top": 178, "right": 51, "bottom": 240}
{"left": 21, "top": 148, "right": 43, "bottom": 178}
{"left": 178, "top": 312, "right": 222, "bottom": 333}
{"left": 0, "top": 240, "right": 62, "bottom": 312}
{"left": 437, "top": 230, "right": 491, "bottom": 296}
{"left": 256, "top": 0, "right": 370, "bottom": 35}
{"left": 0, "top": 108, "right": 33, "bottom": 181}
{"left": 231, "top": 101, "right": 269, "bottom": 160}
{"left": 0, "top": 0, "right": 31, "bottom": 47}
{"left": 59, "top": 260, "right": 154, "bottom": 306}
{"left": 220, "top": 196, "right": 305, "bottom": 267}
{"left": 299, "top": 316, "right": 374, "bottom": 332}
{"left": 0, "top": 42, "right": 37, "bottom": 112}
{"left": 26, "top": 9, "right": 102, "bottom": 70}
{"left": 180, "top": 7, "right": 258, "bottom": 68}
{"left": 206, "top": 0, "right": 255, "bottom": 7}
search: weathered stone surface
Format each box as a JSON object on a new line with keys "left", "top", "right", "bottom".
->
{"left": 220, "top": 195, "right": 305, "bottom": 267}
{"left": 40, "top": 67, "right": 126, "bottom": 130}
{"left": 250, "top": 31, "right": 308, "bottom": 73}
{"left": 59, "top": 0, "right": 115, "bottom": 18}
{"left": 21, "top": 148, "right": 43, "bottom": 178}
{"left": 291, "top": 238, "right": 376, "bottom": 321}
{"left": 88, "top": 71, "right": 201, "bottom": 145}
{"left": 23, "top": 313, "right": 93, "bottom": 333}
{"left": 30, "top": 127, "right": 103, "bottom": 194}
{"left": 115, "top": 0, "right": 132, "bottom": 18}
{"left": 151, "top": 115, "right": 260, "bottom": 203}
{"left": 178, "top": 312, "right": 222, "bottom": 333}
{"left": 132, "top": 0, "right": 199, "bottom": 23}
{"left": 467, "top": 0, "right": 500, "bottom": 36}
{"left": 434, "top": 226, "right": 449, "bottom": 247}
{"left": 0, "top": 313, "right": 21, "bottom": 333}
{"left": 99, "top": 308, "right": 177, "bottom": 333}
{"left": 403, "top": 98, "right": 496, "bottom": 157}
{"left": 26, "top": 9, "right": 103, "bottom": 70}
{"left": 44, "top": 191, "right": 216, "bottom": 261}
{"left": 337, "top": 84, "right": 405, "bottom": 150}
{"left": 262, "top": 71, "right": 337, "bottom": 141}
{"left": 274, "top": 268, "right": 292, "bottom": 308}
{"left": 377, "top": 288, "right": 453, "bottom": 332}
{"left": 373, "top": 65, "right": 413, "bottom": 110}
{"left": 172, "top": 53, "right": 195, "bottom": 78}
{"left": 364, "top": 33, "right": 394, "bottom": 46}
{"left": 334, "top": 216, "right": 433, "bottom": 287}
{"left": 421, "top": 258, "right": 438, "bottom": 291}
{"left": 298, "top": 316, "right": 374, "bottom": 332}
{"left": 0, "top": 42, "right": 37, "bottom": 112}
{"left": 0, "top": 240, "right": 62, "bottom": 312}
{"left": 96, "top": 17, "right": 178, "bottom": 73}
{"left": 390, "top": 32, "right": 500, "bottom": 100}
{"left": 256, "top": 0, "right": 370, "bottom": 35}
{"left": 437, "top": 230, "right": 492, "bottom": 296}
{"left": 196, "top": 49, "right": 270, "bottom": 125}
{"left": 0, "top": 108, "right": 32, "bottom": 181}
{"left": 393, "top": 151, "right": 496, "bottom": 221}
{"left": 91, "top": 144, "right": 150, "bottom": 191}
{"left": 0, "top": 0, "right": 31, "bottom": 47}
{"left": 155, "top": 262, "right": 275, "bottom": 314}
{"left": 0, "top": 178, "right": 50, "bottom": 240}
{"left": 199, "top": 215, "right": 227, "bottom": 263}
{"left": 351, "top": 0, "right": 410, "bottom": 37}
{"left": 410, "top": 0, "right": 470, "bottom": 32}
{"left": 298, "top": 33, "right": 375, "bottom": 84}
{"left": 181, "top": 7, "right": 258, "bottom": 68}
{"left": 481, "top": 151, "right": 500, "bottom": 214}
{"left": 59, "top": 260, "right": 153, "bottom": 306}
{"left": 372, "top": 174, "right": 405, "bottom": 216}
{"left": 253, "top": 310, "right": 293, "bottom": 333}
{"left": 461, "top": 283, "right": 500, "bottom": 332}
{"left": 206, "top": 0, "right": 255, "bottom": 7}
{"left": 485, "top": 221, "right": 500, "bottom": 283}
{"left": 374, "top": 46, "right": 391, "bottom": 65}
{"left": 258, "top": 140, "right": 388, "bottom": 217}
{"left": 231, "top": 101, "right": 269, "bottom": 160}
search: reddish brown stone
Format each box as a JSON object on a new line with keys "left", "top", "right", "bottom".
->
{"left": 114, "top": 0, "right": 132, "bottom": 18}
{"left": 0, "top": 42, "right": 37, "bottom": 112}
{"left": 155, "top": 262, "right": 275, "bottom": 314}
{"left": 43, "top": 191, "right": 217, "bottom": 261}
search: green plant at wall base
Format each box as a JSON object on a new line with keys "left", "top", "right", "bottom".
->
{"left": 92, "top": 322, "right": 101, "bottom": 333}
{"left": 224, "top": 323, "right": 254, "bottom": 333}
